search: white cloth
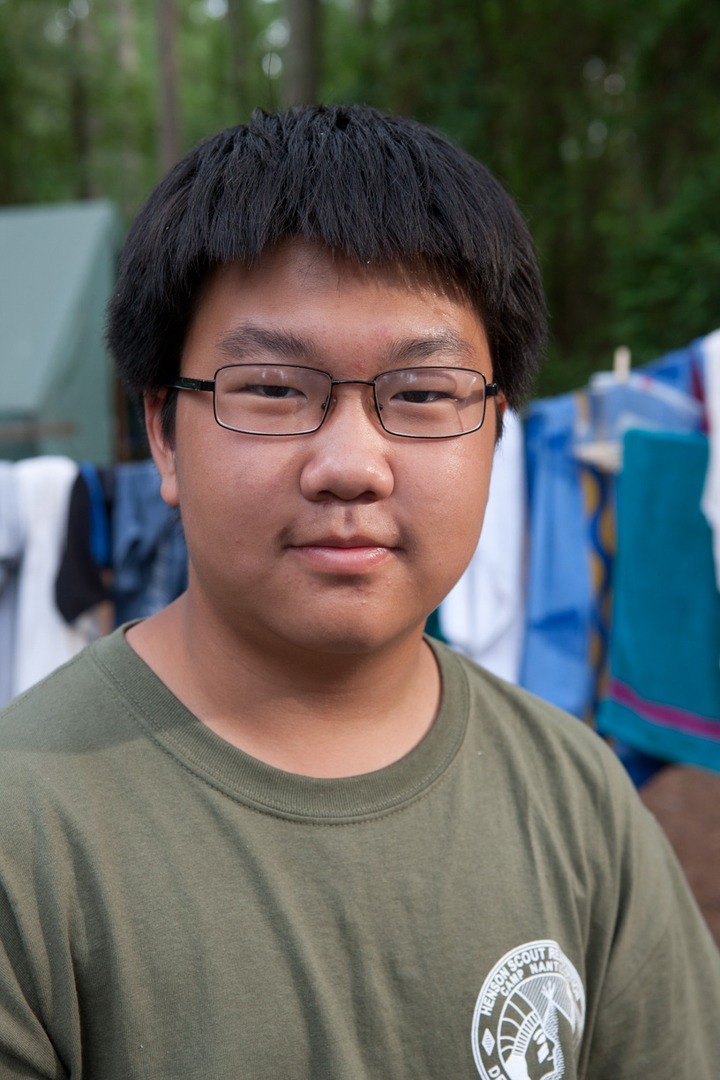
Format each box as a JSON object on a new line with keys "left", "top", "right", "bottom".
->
{"left": 0, "top": 463, "right": 23, "bottom": 707}
{"left": 439, "top": 409, "right": 526, "bottom": 682}
{"left": 12, "top": 456, "right": 87, "bottom": 698}
{"left": 701, "top": 329, "right": 720, "bottom": 591}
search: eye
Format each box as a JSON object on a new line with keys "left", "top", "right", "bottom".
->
{"left": 220, "top": 366, "right": 311, "bottom": 401}
{"left": 244, "top": 383, "right": 304, "bottom": 399}
{"left": 393, "top": 388, "right": 452, "bottom": 404}
{"left": 378, "top": 367, "right": 471, "bottom": 406}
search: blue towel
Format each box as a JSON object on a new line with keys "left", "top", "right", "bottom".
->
{"left": 113, "top": 461, "right": 188, "bottom": 625}
{"left": 596, "top": 429, "right": 720, "bottom": 771}
{"left": 520, "top": 393, "right": 594, "bottom": 717}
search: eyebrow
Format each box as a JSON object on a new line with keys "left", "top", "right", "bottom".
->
{"left": 384, "top": 330, "right": 476, "bottom": 365}
{"left": 216, "top": 325, "right": 312, "bottom": 362}
{"left": 215, "top": 323, "right": 477, "bottom": 367}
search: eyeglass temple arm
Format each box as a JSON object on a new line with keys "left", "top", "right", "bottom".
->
{"left": 167, "top": 377, "right": 215, "bottom": 392}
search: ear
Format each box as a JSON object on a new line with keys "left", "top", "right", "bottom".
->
{"left": 493, "top": 389, "right": 508, "bottom": 445}
{"left": 144, "top": 391, "right": 180, "bottom": 508}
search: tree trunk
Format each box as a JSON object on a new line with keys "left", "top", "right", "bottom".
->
{"left": 69, "top": 8, "right": 101, "bottom": 199}
{"left": 355, "top": 0, "right": 372, "bottom": 28}
{"left": 283, "top": 0, "right": 320, "bottom": 106}
{"left": 226, "top": 0, "right": 250, "bottom": 116}
{"left": 114, "top": 0, "right": 143, "bottom": 213}
{"left": 156, "top": 0, "right": 180, "bottom": 172}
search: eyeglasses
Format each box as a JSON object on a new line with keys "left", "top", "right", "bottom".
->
{"left": 168, "top": 364, "right": 500, "bottom": 439}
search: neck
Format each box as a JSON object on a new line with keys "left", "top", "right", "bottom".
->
{"left": 126, "top": 593, "right": 441, "bottom": 778}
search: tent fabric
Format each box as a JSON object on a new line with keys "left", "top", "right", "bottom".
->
{"left": 0, "top": 200, "right": 119, "bottom": 464}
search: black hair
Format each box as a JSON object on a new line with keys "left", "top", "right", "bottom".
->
{"left": 107, "top": 104, "right": 546, "bottom": 419}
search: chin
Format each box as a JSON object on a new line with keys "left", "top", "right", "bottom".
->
{"left": 281, "top": 616, "right": 423, "bottom": 659}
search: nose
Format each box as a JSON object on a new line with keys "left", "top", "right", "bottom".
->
{"left": 299, "top": 383, "right": 395, "bottom": 503}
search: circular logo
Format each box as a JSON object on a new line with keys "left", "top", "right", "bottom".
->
{"left": 471, "top": 939, "right": 585, "bottom": 1080}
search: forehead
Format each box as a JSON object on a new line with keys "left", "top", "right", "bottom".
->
{"left": 184, "top": 240, "right": 490, "bottom": 372}
{"left": 196, "top": 239, "right": 473, "bottom": 311}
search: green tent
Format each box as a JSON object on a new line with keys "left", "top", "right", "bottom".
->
{"left": 0, "top": 200, "right": 120, "bottom": 463}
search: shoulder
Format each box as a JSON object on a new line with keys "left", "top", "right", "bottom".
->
{"left": 431, "top": 638, "right": 666, "bottom": 878}
{"left": 434, "top": 642, "right": 720, "bottom": 1045}
{"left": 0, "top": 629, "right": 168, "bottom": 888}
{"left": 0, "top": 630, "right": 146, "bottom": 827}
{"left": 0, "top": 630, "right": 131, "bottom": 748}
{"left": 432, "top": 637, "right": 627, "bottom": 793}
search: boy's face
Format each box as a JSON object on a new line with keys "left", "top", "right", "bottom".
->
{"left": 147, "top": 239, "right": 502, "bottom": 659}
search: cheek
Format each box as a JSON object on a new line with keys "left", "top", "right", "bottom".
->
{"left": 174, "top": 438, "right": 289, "bottom": 545}
{"left": 423, "top": 438, "right": 492, "bottom": 512}
{"left": 406, "top": 440, "right": 494, "bottom": 566}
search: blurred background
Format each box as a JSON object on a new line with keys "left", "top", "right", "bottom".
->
{"left": 1, "top": 0, "right": 719, "bottom": 397}
{"left": 1, "top": 0, "right": 719, "bottom": 943}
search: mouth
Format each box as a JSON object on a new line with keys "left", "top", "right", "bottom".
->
{"left": 288, "top": 535, "right": 399, "bottom": 573}
{"left": 299, "top": 534, "right": 397, "bottom": 549}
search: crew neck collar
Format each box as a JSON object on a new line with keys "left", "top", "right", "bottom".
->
{"left": 91, "top": 628, "right": 470, "bottom": 823}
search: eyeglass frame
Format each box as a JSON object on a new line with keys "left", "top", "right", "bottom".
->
{"left": 166, "top": 362, "right": 501, "bottom": 440}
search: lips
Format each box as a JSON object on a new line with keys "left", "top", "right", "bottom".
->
{"left": 288, "top": 533, "right": 399, "bottom": 573}
{"left": 295, "top": 534, "right": 397, "bottom": 549}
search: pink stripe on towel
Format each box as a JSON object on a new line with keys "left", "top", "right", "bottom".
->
{"left": 608, "top": 679, "right": 720, "bottom": 740}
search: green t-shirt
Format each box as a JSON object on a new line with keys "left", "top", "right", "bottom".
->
{"left": 0, "top": 629, "right": 719, "bottom": 1079}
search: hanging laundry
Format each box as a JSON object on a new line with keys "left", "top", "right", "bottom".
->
{"left": 519, "top": 392, "right": 595, "bottom": 717}
{"left": 113, "top": 459, "right": 188, "bottom": 625}
{"left": 0, "top": 463, "right": 23, "bottom": 707}
{"left": 55, "top": 463, "right": 114, "bottom": 627}
{"left": 439, "top": 409, "right": 526, "bottom": 682}
{"left": 700, "top": 329, "right": 720, "bottom": 590}
{"left": 522, "top": 341, "right": 708, "bottom": 722}
{"left": 574, "top": 367, "right": 704, "bottom": 472}
{"left": 643, "top": 336, "right": 708, "bottom": 400}
{"left": 55, "top": 460, "right": 188, "bottom": 628}
{"left": 596, "top": 429, "right": 720, "bottom": 773}
{"left": 12, "top": 456, "right": 89, "bottom": 699}
{"left": 577, "top": 457, "right": 615, "bottom": 721}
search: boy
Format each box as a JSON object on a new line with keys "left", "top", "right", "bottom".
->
{"left": 1, "top": 104, "right": 719, "bottom": 1079}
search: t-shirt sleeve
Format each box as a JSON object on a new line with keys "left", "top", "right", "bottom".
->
{"left": 584, "top": 780, "right": 720, "bottom": 1079}
{"left": 0, "top": 884, "right": 70, "bottom": 1079}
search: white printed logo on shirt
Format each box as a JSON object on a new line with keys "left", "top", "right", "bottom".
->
{"left": 471, "top": 939, "right": 585, "bottom": 1080}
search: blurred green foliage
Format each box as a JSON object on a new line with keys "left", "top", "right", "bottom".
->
{"left": 1, "top": 0, "right": 718, "bottom": 396}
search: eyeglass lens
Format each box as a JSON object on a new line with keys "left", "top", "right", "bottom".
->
{"left": 213, "top": 364, "right": 488, "bottom": 437}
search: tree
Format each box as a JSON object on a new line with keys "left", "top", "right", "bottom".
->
{"left": 283, "top": 0, "right": 321, "bottom": 105}
{"left": 378, "top": 0, "right": 720, "bottom": 392}
{"left": 156, "top": 0, "right": 181, "bottom": 171}
{"left": 1, "top": 0, "right": 718, "bottom": 395}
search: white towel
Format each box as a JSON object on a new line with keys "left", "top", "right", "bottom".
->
{"left": 12, "top": 456, "right": 87, "bottom": 698}
{"left": 440, "top": 409, "right": 526, "bottom": 682}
